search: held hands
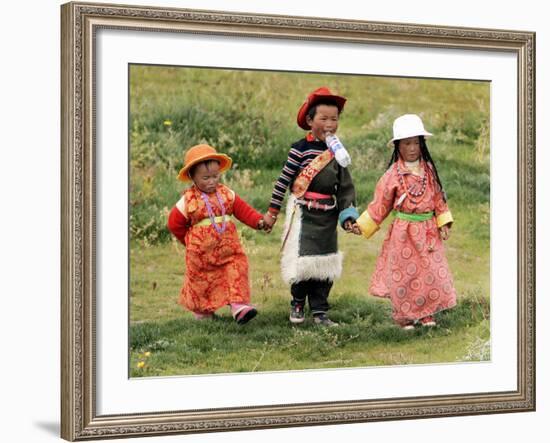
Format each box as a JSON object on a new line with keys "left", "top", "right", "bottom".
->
{"left": 344, "top": 220, "right": 362, "bottom": 235}
{"left": 260, "top": 211, "right": 278, "bottom": 233}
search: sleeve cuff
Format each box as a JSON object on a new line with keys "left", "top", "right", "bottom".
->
{"left": 356, "top": 210, "right": 380, "bottom": 239}
{"left": 338, "top": 206, "right": 360, "bottom": 228}
{"left": 436, "top": 210, "right": 453, "bottom": 228}
{"left": 175, "top": 196, "right": 186, "bottom": 215}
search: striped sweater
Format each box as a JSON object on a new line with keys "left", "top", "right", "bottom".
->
{"left": 269, "top": 134, "right": 327, "bottom": 212}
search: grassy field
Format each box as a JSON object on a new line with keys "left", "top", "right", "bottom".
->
{"left": 129, "top": 65, "right": 490, "bottom": 377}
{"left": 130, "top": 227, "right": 490, "bottom": 376}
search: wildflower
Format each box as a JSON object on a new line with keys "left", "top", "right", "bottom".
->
{"left": 163, "top": 120, "right": 172, "bottom": 127}
{"left": 144, "top": 351, "right": 151, "bottom": 357}
{"left": 137, "top": 361, "right": 145, "bottom": 369}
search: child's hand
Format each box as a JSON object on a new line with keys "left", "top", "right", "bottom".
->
{"left": 351, "top": 223, "right": 362, "bottom": 235}
{"left": 344, "top": 220, "right": 362, "bottom": 235}
{"left": 439, "top": 225, "right": 451, "bottom": 240}
{"left": 262, "top": 212, "right": 277, "bottom": 233}
{"left": 343, "top": 220, "right": 352, "bottom": 232}
{"left": 257, "top": 218, "right": 267, "bottom": 232}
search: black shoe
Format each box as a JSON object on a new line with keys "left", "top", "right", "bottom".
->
{"left": 289, "top": 303, "right": 305, "bottom": 324}
{"left": 313, "top": 314, "right": 338, "bottom": 327}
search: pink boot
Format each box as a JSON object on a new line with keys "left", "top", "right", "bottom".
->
{"left": 230, "top": 303, "right": 258, "bottom": 325}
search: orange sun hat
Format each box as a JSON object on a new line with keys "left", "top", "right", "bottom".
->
{"left": 296, "top": 86, "right": 347, "bottom": 130}
{"left": 177, "top": 144, "right": 233, "bottom": 182}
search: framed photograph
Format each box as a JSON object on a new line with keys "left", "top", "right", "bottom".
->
{"left": 61, "top": 1, "right": 535, "bottom": 440}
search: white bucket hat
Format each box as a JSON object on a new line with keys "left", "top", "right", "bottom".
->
{"left": 388, "top": 114, "right": 433, "bottom": 146}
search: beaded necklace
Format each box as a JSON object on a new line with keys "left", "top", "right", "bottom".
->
{"left": 397, "top": 160, "right": 427, "bottom": 202}
{"left": 199, "top": 190, "right": 227, "bottom": 234}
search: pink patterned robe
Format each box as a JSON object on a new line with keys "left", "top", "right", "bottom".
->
{"left": 356, "top": 159, "right": 456, "bottom": 324}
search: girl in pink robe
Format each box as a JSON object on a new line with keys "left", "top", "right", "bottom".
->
{"left": 356, "top": 114, "right": 456, "bottom": 329}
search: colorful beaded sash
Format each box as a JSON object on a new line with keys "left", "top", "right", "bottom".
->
{"left": 291, "top": 149, "right": 334, "bottom": 198}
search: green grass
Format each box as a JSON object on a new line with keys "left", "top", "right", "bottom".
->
{"left": 131, "top": 311, "right": 489, "bottom": 376}
{"left": 130, "top": 225, "right": 490, "bottom": 376}
{"left": 128, "top": 65, "right": 490, "bottom": 376}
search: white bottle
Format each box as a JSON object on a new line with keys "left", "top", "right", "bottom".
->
{"left": 325, "top": 133, "right": 352, "bottom": 168}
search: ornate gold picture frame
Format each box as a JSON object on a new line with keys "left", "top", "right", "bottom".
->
{"left": 61, "top": 1, "right": 535, "bottom": 440}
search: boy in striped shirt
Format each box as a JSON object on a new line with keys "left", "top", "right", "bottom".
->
{"left": 263, "top": 87, "right": 359, "bottom": 327}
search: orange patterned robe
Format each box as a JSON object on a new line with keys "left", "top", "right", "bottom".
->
{"left": 356, "top": 159, "right": 456, "bottom": 324}
{"left": 167, "top": 184, "right": 262, "bottom": 314}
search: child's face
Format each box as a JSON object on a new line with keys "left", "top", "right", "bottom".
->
{"left": 398, "top": 136, "right": 421, "bottom": 162}
{"left": 191, "top": 161, "right": 221, "bottom": 193}
{"left": 306, "top": 104, "right": 339, "bottom": 141}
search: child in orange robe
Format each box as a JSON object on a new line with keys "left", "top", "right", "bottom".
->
{"left": 167, "top": 144, "right": 266, "bottom": 324}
